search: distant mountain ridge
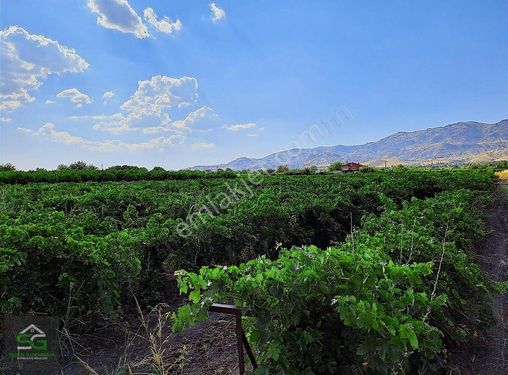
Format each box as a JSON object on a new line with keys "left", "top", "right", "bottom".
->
{"left": 191, "top": 119, "right": 508, "bottom": 170}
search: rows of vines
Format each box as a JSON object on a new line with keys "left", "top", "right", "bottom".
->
{"left": 0, "top": 167, "right": 500, "bottom": 372}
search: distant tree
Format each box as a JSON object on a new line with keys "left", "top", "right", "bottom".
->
{"left": 108, "top": 165, "right": 132, "bottom": 170}
{"left": 151, "top": 166, "right": 166, "bottom": 172}
{"left": 495, "top": 160, "right": 508, "bottom": 170}
{"left": 360, "top": 166, "right": 376, "bottom": 173}
{"left": 0, "top": 163, "right": 16, "bottom": 171}
{"left": 276, "top": 165, "right": 289, "bottom": 174}
{"left": 107, "top": 165, "right": 148, "bottom": 172}
{"left": 57, "top": 161, "right": 97, "bottom": 170}
{"left": 304, "top": 165, "right": 318, "bottom": 174}
{"left": 328, "top": 161, "right": 343, "bottom": 172}
{"left": 69, "top": 161, "right": 98, "bottom": 170}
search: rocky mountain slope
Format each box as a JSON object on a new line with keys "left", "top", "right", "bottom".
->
{"left": 191, "top": 119, "right": 508, "bottom": 170}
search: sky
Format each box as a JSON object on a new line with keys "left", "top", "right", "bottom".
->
{"left": 1, "top": 0, "right": 507, "bottom": 170}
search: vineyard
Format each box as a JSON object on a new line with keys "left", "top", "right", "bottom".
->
{"left": 0, "top": 166, "right": 505, "bottom": 374}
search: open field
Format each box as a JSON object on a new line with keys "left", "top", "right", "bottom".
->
{"left": 3, "top": 1, "right": 507, "bottom": 373}
{"left": 1, "top": 166, "right": 507, "bottom": 374}
{"left": 496, "top": 169, "right": 508, "bottom": 181}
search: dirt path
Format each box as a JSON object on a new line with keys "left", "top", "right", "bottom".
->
{"left": 62, "top": 310, "right": 243, "bottom": 375}
{"left": 453, "top": 184, "right": 508, "bottom": 374}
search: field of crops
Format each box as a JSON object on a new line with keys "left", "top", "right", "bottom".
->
{"left": 0, "top": 166, "right": 503, "bottom": 374}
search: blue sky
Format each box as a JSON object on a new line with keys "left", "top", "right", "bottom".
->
{"left": 1, "top": 0, "right": 507, "bottom": 170}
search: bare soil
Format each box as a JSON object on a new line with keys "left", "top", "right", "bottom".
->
{"left": 61, "top": 308, "right": 245, "bottom": 375}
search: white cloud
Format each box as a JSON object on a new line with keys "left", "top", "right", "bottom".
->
{"left": 93, "top": 105, "right": 215, "bottom": 135}
{"left": 103, "top": 90, "right": 114, "bottom": 104}
{"left": 56, "top": 88, "right": 93, "bottom": 107}
{"left": 93, "top": 75, "right": 199, "bottom": 134}
{"left": 45, "top": 99, "right": 55, "bottom": 105}
{"left": 172, "top": 106, "right": 215, "bottom": 129}
{"left": 191, "top": 142, "right": 216, "bottom": 150}
{"left": 95, "top": 135, "right": 184, "bottom": 152}
{"left": 143, "top": 8, "right": 182, "bottom": 34}
{"left": 0, "top": 26, "right": 89, "bottom": 111}
{"left": 87, "top": 0, "right": 149, "bottom": 39}
{"left": 122, "top": 75, "right": 198, "bottom": 115}
{"left": 92, "top": 113, "right": 133, "bottom": 133}
{"left": 103, "top": 90, "right": 114, "bottom": 99}
{"left": 223, "top": 122, "right": 256, "bottom": 131}
{"left": 68, "top": 114, "right": 116, "bottom": 121}
{"left": 0, "top": 117, "right": 13, "bottom": 123}
{"left": 42, "top": 74, "right": 218, "bottom": 151}
{"left": 209, "top": 3, "right": 226, "bottom": 23}
{"left": 31, "top": 122, "right": 83, "bottom": 144}
{"left": 18, "top": 122, "right": 184, "bottom": 152}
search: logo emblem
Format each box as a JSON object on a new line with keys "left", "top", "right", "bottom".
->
{"left": 3, "top": 315, "right": 58, "bottom": 372}
{"left": 16, "top": 324, "right": 48, "bottom": 353}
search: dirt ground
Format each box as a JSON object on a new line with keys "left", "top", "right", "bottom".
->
{"left": 61, "top": 308, "right": 246, "bottom": 375}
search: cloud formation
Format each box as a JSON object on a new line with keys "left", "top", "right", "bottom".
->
{"left": 56, "top": 88, "right": 93, "bottom": 107}
{"left": 172, "top": 106, "right": 215, "bottom": 129}
{"left": 103, "top": 90, "right": 114, "bottom": 104}
{"left": 0, "top": 26, "right": 89, "bottom": 111}
{"left": 87, "top": 0, "right": 149, "bottom": 39}
{"left": 0, "top": 117, "right": 13, "bottom": 123}
{"left": 122, "top": 75, "right": 198, "bottom": 115}
{"left": 93, "top": 75, "right": 199, "bottom": 134}
{"left": 103, "top": 91, "right": 114, "bottom": 99}
{"left": 191, "top": 142, "right": 216, "bottom": 150}
{"left": 143, "top": 8, "right": 182, "bottom": 34}
{"left": 209, "top": 3, "right": 226, "bottom": 22}
{"left": 223, "top": 123, "right": 256, "bottom": 131}
{"left": 19, "top": 122, "right": 184, "bottom": 152}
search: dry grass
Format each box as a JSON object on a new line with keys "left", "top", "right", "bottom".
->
{"left": 131, "top": 298, "right": 174, "bottom": 375}
{"left": 496, "top": 169, "right": 508, "bottom": 182}
{"left": 75, "top": 298, "right": 177, "bottom": 375}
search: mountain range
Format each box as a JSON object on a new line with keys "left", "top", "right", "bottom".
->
{"left": 191, "top": 119, "right": 508, "bottom": 170}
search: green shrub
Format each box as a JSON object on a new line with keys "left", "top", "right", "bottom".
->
{"left": 0, "top": 168, "right": 496, "bottom": 336}
{"left": 0, "top": 210, "right": 141, "bottom": 324}
{"left": 174, "top": 190, "right": 497, "bottom": 374}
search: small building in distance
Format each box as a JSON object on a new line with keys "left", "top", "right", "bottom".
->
{"left": 340, "top": 162, "right": 362, "bottom": 172}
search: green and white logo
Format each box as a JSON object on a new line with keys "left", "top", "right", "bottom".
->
{"left": 15, "top": 323, "right": 49, "bottom": 357}
{"left": 3, "top": 315, "right": 59, "bottom": 372}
